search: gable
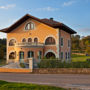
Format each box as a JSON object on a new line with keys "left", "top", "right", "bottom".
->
{"left": 0, "top": 14, "right": 76, "bottom": 34}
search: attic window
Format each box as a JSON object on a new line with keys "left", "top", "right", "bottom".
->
{"left": 25, "top": 22, "right": 35, "bottom": 30}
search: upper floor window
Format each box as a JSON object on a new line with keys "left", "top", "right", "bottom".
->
{"left": 28, "top": 38, "right": 32, "bottom": 43}
{"left": 25, "top": 22, "right": 35, "bottom": 30}
{"left": 45, "top": 37, "right": 56, "bottom": 45}
{"left": 22, "top": 38, "right": 26, "bottom": 43}
{"left": 34, "top": 38, "right": 38, "bottom": 43}
{"left": 68, "top": 40, "right": 70, "bottom": 47}
{"left": 61, "top": 37, "right": 63, "bottom": 46}
{"left": 9, "top": 39, "right": 16, "bottom": 46}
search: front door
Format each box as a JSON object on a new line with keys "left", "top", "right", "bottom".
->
{"left": 19, "top": 51, "right": 24, "bottom": 63}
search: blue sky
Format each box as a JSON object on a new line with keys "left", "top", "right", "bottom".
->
{"left": 0, "top": 0, "right": 90, "bottom": 38}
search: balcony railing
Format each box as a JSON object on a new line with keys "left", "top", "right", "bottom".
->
{"left": 15, "top": 42, "right": 44, "bottom": 47}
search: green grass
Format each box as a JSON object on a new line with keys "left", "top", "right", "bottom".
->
{"left": 72, "top": 54, "right": 90, "bottom": 62}
{"left": 0, "top": 80, "right": 66, "bottom": 90}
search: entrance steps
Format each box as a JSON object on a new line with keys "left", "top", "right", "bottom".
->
{"left": 1, "top": 63, "right": 21, "bottom": 68}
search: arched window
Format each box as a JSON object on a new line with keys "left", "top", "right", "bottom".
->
{"left": 22, "top": 38, "right": 26, "bottom": 43}
{"left": 45, "top": 37, "right": 56, "bottom": 45}
{"left": 25, "top": 22, "right": 34, "bottom": 30}
{"left": 34, "top": 38, "right": 38, "bottom": 43}
{"left": 28, "top": 38, "right": 32, "bottom": 43}
{"left": 28, "top": 51, "right": 34, "bottom": 58}
{"left": 9, "top": 52, "right": 16, "bottom": 59}
{"left": 9, "top": 39, "right": 16, "bottom": 46}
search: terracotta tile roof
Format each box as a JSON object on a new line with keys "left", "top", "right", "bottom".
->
{"left": 41, "top": 18, "right": 62, "bottom": 27}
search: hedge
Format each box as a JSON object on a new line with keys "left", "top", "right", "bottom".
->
{"left": 38, "top": 60, "right": 90, "bottom": 68}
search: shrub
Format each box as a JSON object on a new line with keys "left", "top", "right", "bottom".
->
{"left": 20, "top": 63, "right": 25, "bottom": 68}
{"left": 38, "top": 60, "right": 90, "bottom": 68}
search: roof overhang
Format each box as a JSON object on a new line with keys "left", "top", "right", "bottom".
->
{"left": 0, "top": 14, "right": 76, "bottom": 34}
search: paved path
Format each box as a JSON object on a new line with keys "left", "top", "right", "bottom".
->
{"left": 0, "top": 73, "right": 90, "bottom": 89}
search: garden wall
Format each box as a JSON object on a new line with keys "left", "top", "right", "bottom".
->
{"left": 0, "top": 68, "right": 31, "bottom": 73}
{"left": 33, "top": 68, "right": 90, "bottom": 74}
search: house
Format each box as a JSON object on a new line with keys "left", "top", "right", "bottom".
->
{"left": 0, "top": 14, "right": 76, "bottom": 64}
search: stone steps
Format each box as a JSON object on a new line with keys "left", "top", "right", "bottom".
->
{"left": 2, "top": 63, "right": 21, "bottom": 68}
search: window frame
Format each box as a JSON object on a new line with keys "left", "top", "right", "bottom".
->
{"left": 34, "top": 38, "right": 38, "bottom": 43}
{"left": 9, "top": 39, "right": 16, "bottom": 46}
{"left": 61, "top": 52, "right": 63, "bottom": 60}
{"left": 61, "top": 37, "right": 63, "bottom": 47}
{"left": 22, "top": 38, "right": 26, "bottom": 43}
{"left": 45, "top": 37, "right": 56, "bottom": 45}
{"left": 28, "top": 38, "right": 32, "bottom": 43}
{"left": 25, "top": 22, "right": 35, "bottom": 30}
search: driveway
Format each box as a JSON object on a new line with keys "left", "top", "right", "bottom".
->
{"left": 0, "top": 73, "right": 90, "bottom": 89}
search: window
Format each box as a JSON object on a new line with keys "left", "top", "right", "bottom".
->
{"left": 19, "top": 51, "right": 24, "bottom": 60}
{"left": 65, "top": 52, "right": 68, "bottom": 60}
{"left": 68, "top": 52, "right": 70, "bottom": 59}
{"left": 9, "top": 52, "right": 16, "bottom": 59}
{"left": 61, "top": 38, "right": 63, "bottom": 46}
{"left": 9, "top": 39, "right": 16, "bottom": 46}
{"left": 28, "top": 51, "right": 34, "bottom": 58}
{"left": 38, "top": 51, "right": 42, "bottom": 59}
{"left": 61, "top": 52, "right": 63, "bottom": 60}
{"left": 28, "top": 38, "right": 32, "bottom": 43}
{"left": 34, "top": 38, "right": 38, "bottom": 43}
{"left": 22, "top": 38, "right": 26, "bottom": 43}
{"left": 25, "top": 22, "right": 34, "bottom": 30}
{"left": 45, "top": 37, "right": 56, "bottom": 45}
{"left": 68, "top": 40, "right": 70, "bottom": 47}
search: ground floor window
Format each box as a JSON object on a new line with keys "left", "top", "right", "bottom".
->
{"left": 68, "top": 52, "right": 70, "bottom": 59}
{"left": 61, "top": 52, "right": 63, "bottom": 60}
{"left": 38, "top": 51, "right": 42, "bottom": 59}
{"left": 9, "top": 52, "right": 16, "bottom": 59}
{"left": 65, "top": 52, "right": 68, "bottom": 60}
{"left": 46, "top": 52, "right": 56, "bottom": 59}
{"left": 19, "top": 51, "right": 24, "bottom": 59}
{"left": 28, "top": 51, "right": 34, "bottom": 58}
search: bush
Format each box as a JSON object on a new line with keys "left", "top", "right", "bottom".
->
{"left": 20, "top": 63, "right": 25, "bottom": 68}
{"left": 38, "top": 60, "right": 90, "bottom": 68}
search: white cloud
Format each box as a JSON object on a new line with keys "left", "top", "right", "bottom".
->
{"left": 36, "top": 7, "right": 59, "bottom": 12}
{"left": 62, "top": 1, "right": 75, "bottom": 7}
{"left": 0, "top": 4, "right": 16, "bottom": 10}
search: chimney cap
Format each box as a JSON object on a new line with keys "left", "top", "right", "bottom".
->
{"left": 50, "top": 18, "right": 53, "bottom": 20}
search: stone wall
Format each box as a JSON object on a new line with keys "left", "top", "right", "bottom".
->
{"left": 32, "top": 68, "right": 90, "bottom": 74}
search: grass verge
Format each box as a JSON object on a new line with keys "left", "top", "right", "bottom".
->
{"left": 72, "top": 54, "right": 90, "bottom": 62}
{"left": 0, "top": 80, "right": 67, "bottom": 90}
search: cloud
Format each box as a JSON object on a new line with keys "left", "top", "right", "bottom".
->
{"left": 62, "top": 0, "right": 75, "bottom": 7}
{"left": 78, "top": 28, "right": 90, "bottom": 32}
{"left": 36, "top": 7, "right": 59, "bottom": 12}
{"left": 0, "top": 4, "right": 16, "bottom": 10}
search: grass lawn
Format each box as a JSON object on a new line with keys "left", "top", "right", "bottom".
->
{"left": 0, "top": 80, "right": 67, "bottom": 90}
{"left": 72, "top": 54, "right": 90, "bottom": 62}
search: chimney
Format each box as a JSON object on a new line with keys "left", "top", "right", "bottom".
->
{"left": 50, "top": 18, "right": 53, "bottom": 21}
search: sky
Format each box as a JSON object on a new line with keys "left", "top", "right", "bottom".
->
{"left": 0, "top": 0, "right": 90, "bottom": 38}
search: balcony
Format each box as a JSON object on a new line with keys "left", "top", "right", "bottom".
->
{"left": 15, "top": 42, "right": 44, "bottom": 47}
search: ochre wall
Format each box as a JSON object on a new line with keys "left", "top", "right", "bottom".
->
{"left": 7, "top": 18, "right": 58, "bottom": 62}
